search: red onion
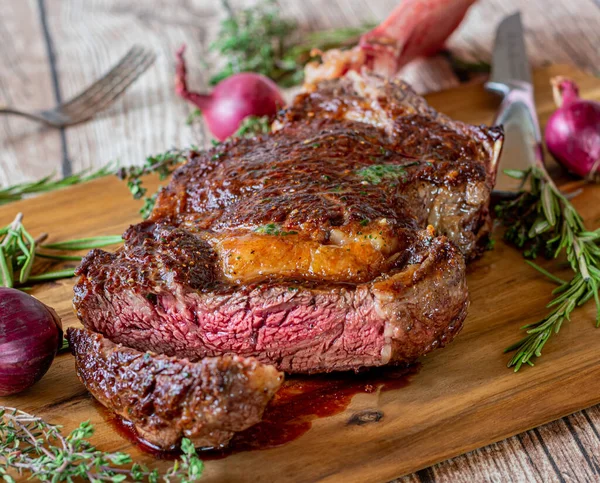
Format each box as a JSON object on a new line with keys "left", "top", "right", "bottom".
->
{"left": 175, "top": 45, "right": 285, "bottom": 141}
{"left": 545, "top": 76, "right": 600, "bottom": 181}
{"left": 0, "top": 288, "right": 62, "bottom": 396}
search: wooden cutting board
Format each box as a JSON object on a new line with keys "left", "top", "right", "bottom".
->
{"left": 2, "top": 64, "right": 600, "bottom": 483}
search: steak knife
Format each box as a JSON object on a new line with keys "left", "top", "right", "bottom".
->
{"left": 485, "top": 12, "right": 544, "bottom": 194}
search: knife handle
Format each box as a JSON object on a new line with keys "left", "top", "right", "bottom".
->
{"left": 492, "top": 85, "right": 545, "bottom": 169}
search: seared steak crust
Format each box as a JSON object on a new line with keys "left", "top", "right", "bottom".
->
{"left": 74, "top": 72, "right": 501, "bottom": 374}
{"left": 67, "top": 328, "right": 283, "bottom": 449}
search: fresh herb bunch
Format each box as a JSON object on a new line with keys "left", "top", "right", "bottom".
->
{"left": 211, "top": 0, "right": 297, "bottom": 86}
{"left": 0, "top": 213, "right": 121, "bottom": 288}
{"left": 0, "top": 406, "right": 204, "bottom": 482}
{"left": 0, "top": 165, "right": 114, "bottom": 207}
{"left": 496, "top": 167, "right": 600, "bottom": 370}
{"left": 117, "top": 150, "right": 187, "bottom": 219}
{"left": 210, "top": 0, "right": 372, "bottom": 87}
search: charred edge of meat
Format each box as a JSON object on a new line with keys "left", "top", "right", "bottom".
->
{"left": 66, "top": 328, "right": 283, "bottom": 450}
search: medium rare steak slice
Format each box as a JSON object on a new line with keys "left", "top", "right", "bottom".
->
{"left": 67, "top": 328, "right": 283, "bottom": 449}
{"left": 75, "top": 224, "right": 467, "bottom": 373}
{"left": 74, "top": 72, "right": 502, "bottom": 374}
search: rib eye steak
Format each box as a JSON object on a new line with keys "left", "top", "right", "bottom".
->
{"left": 67, "top": 328, "right": 283, "bottom": 449}
{"left": 74, "top": 72, "right": 503, "bottom": 374}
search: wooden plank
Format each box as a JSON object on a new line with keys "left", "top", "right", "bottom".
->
{"left": 0, "top": 0, "right": 63, "bottom": 186}
{"left": 3, "top": 1, "right": 600, "bottom": 481}
{"left": 2, "top": 65, "right": 600, "bottom": 483}
{"left": 41, "top": 0, "right": 220, "bottom": 174}
{"left": 446, "top": 0, "right": 600, "bottom": 73}
{"left": 17, "top": 0, "right": 600, "bottom": 177}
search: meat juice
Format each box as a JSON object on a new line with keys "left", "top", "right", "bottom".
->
{"left": 107, "top": 364, "right": 420, "bottom": 459}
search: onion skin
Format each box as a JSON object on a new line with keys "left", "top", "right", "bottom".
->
{"left": 0, "top": 288, "right": 63, "bottom": 396}
{"left": 175, "top": 45, "right": 285, "bottom": 140}
{"left": 545, "top": 76, "right": 600, "bottom": 181}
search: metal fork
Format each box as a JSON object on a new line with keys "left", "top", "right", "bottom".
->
{"left": 0, "top": 46, "right": 155, "bottom": 128}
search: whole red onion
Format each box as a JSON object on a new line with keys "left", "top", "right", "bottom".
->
{"left": 545, "top": 76, "right": 600, "bottom": 181}
{"left": 175, "top": 45, "right": 285, "bottom": 140}
{"left": 0, "top": 288, "right": 63, "bottom": 396}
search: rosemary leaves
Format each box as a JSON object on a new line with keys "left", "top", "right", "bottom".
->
{"left": 0, "top": 165, "right": 114, "bottom": 207}
{"left": 0, "top": 213, "right": 121, "bottom": 288}
{"left": 0, "top": 406, "right": 204, "bottom": 482}
{"left": 496, "top": 167, "right": 600, "bottom": 370}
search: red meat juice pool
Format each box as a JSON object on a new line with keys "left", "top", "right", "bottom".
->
{"left": 107, "top": 364, "right": 420, "bottom": 459}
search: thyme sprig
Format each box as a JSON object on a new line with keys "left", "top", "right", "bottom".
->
{"left": 233, "top": 115, "right": 272, "bottom": 138}
{"left": 119, "top": 131, "right": 272, "bottom": 218}
{"left": 116, "top": 150, "right": 187, "bottom": 219}
{"left": 496, "top": 167, "right": 600, "bottom": 370}
{"left": 210, "top": 0, "right": 372, "bottom": 87}
{"left": 0, "top": 164, "right": 115, "bottom": 206}
{"left": 0, "top": 213, "right": 121, "bottom": 288}
{"left": 0, "top": 406, "right": 203, "bottom": 482}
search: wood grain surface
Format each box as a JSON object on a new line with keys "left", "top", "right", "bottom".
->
{"left": 1, "top": 0, "right": 599, "bottom": 481}
{"left": 1, "top": 65, "right": 600, "bottom": 482}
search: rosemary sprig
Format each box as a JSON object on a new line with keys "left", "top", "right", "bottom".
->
{"left": 0, "top": 164, "right": 114, "bottom": 206}
{"left": 117, "top": 150, "right": 187, "bottom": 219}
{"left": 0, "top": 406, "right": 203, "bottom": 482}
{"left": 43, "top": 236, "right": 123, "bottom": 251}
{"left": 496, "top": 167, "right": 600, "bottom": 370}
{"left": 210, "top": 0, "right": 372, "bottom": 87}
{"left": 0, "top": 213, "right": 121, "bottom": 288}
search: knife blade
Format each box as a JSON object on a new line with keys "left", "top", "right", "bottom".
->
{"left": 485, "top": 12, "right": 544, "bottom": 194}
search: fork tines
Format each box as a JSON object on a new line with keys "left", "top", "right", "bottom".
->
{"left": 51, "top": 45, "right": 156, "bottom": 124}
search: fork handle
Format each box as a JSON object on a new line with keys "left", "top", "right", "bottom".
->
{"left": 0, "top": 106, "right": 49, "bottom": 124}
{"left": 0, "top": 106, "right": 21, "bottom": 115}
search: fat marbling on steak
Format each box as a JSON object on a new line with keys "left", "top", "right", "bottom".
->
{"left": 67, "top": 328, "right": 283, "bottom": 449}
{"left": 74, "top": 72, "right": 503, "bottom": 374}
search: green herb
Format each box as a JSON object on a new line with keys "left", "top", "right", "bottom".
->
{"left": 186, "top": 108, "right": 203, "bottom": 125}
{"left": 210, "top": 0, "right": 373, "bottom": 87}
{"left": 441, "top": 50, "right": 491, "bottom": 83}
{"left": 496, "top": 167, "right": 600, "bottom": 371}
{"left": 356, "top": 163, "right": 419, "bottom": 185}
{"left": 35, "top": 253, "right": 83, "bottom": 261}
{"left": 254, "top": 223, "right": 298, "bottom": 236}
{"left": 43, "top": 236, "right": 122, "bottom": 251}
{"left": 58, "top": 337, "right": 70, "bottom": 354}
{"left": 0, "top": 406, "right": 204, "bottom": 482}
{"left": 234, "top": 115, "right": 272, "bottom": 138}
{"left": 0, "top": 164, "right": 115, "bottom": 207}
{"left": 117, "top": 150, "right": 187, "bottom": 219}
{"left": 359, "top": 219, "right": 370, "bottom": 226}
{"left": 0, "top": 213, "right": 121, "bottom": 288}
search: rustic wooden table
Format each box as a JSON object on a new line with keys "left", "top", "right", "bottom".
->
{"left": 1, "top": 0, "right": 600, "bottom": 481}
